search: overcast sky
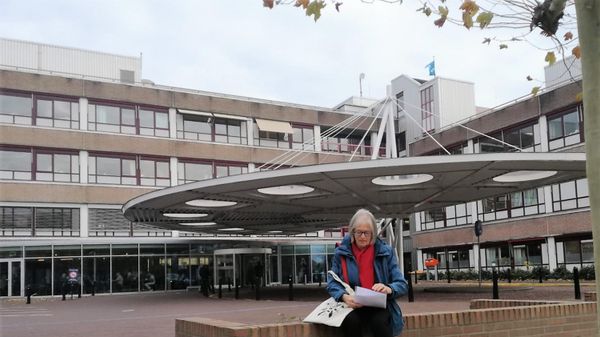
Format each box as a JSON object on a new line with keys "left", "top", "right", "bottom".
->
{"left": 0, "top": 1, "right": 563, "bottom": 109}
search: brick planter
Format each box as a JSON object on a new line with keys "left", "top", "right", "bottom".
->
{"left": 176, "top": 300, "right": 598, "bottom": 337}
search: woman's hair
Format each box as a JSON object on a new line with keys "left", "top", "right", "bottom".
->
{"left": 348, "top": 208, "right": 377, "bottom": 244}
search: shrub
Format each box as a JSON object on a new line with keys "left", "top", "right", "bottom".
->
{"left": 551, "top": 265, "right": 573, "bottom": 280}
{"left": 531, "top": 266, "right": 550, "bottom": 280}
{"left": 578, "top": 265, "right": 595, "bottom": 280}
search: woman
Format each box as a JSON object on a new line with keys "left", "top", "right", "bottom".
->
{"left": 326, "top": 209, "right": 408, "bottom": 337}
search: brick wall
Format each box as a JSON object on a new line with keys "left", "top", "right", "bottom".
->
{"left": 469, "top": 299, "right": 559, "bottom": 309}
{"left": 175, "top": 301, "right": 598, "bottom": 337}
{"left": 584, "top": 292, "right": 597, "bottom": 302}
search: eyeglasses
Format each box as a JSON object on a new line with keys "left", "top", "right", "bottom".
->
{"left": 353, "top": 231, "right": 372, "bottom": 238}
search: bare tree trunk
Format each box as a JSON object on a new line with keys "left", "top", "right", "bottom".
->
{"left": 574, "top": 2, "right": 600, "bottom": 335}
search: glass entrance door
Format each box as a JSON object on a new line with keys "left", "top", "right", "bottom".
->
{"left": 0, "top": 259, "right": 23, "bottom": 297}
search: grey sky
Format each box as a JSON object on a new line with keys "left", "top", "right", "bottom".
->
{"left": 0, "top": 1, "right": 562, "bottom": 109}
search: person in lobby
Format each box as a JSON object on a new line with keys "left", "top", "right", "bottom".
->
{"left": 326, "top": 208, "right": 408, "bottom": 337}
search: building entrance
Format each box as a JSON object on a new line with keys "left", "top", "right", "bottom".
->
{"left": 213, "top": 248, "right": 271, "bottom": 287}
{"left": 0, "top": 259, "right": 23, "bottom": 297}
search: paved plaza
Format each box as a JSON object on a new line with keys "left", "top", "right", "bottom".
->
{"left": 1, "top": 282, "right": 595, "bottom": 337}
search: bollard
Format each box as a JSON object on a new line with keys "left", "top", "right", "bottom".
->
{"left": 62, "top": 284, "right": 66, "bottom": 301}
{"left": 318, "top": 273, "right": 322, "bottom": 287}
{"left": 492, "top": 269, "right": 499, "bottom": 299}
{"left": 507, "top": 269, "right": 511, "bottom": 284}
{"left": 91, "top": 281, "right": 95, "bottom": 296}
{"left": 407, "top": 272, "right": 414, "bottom": 303}
{"left": 78, "top": 284, "right": 81, "bottom": 298}
{"left": 573, "top": 267, "right": 581, "bottom": 300}
{"left": 539, "top": 271, "right": 543, "bottom": 284}
{"left": 255, "top": 277, "right": 261, "bottom": 301}
{"left": 26, "top": 286, "right": 32, "bottom": 304}
{"left": 414, "top": 270, "right": 418, "bottom": 285}
{"left": 228, "top": 278, "right": 232, "bottom": 292}
{"left": 235, "top": 281, "right": 239, "bottom": 299}
{"left": 446, "top": 264, "right": 451, "bottom": 284}
{"left": 218, "top": 279, "right": 222, "bottom": 299}
{"left": 288, "top": 275, "right": 294, "bottom": 301}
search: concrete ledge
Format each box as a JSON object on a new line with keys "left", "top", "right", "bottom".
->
{"left": 175, "top": 301, "right": 598, "bottom": 337}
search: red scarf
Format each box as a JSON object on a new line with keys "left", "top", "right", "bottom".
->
{"left": 351, "top": 243, "right": 375, "bottom": 289}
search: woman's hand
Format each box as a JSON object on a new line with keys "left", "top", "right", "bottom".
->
{"left": 342, "top": 294, "right": 363, "bottom": 309}
{"left": 372, "top": 283, "right": 392, "bottom": 295}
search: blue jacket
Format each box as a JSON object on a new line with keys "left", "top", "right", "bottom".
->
{"left": 326, "top": 235, "right": 408, "bottom": 336}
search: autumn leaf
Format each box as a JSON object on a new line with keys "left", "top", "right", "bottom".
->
{"left": 434, "top": 16, "right": 447, "bottom": 27}
{"left": 526, "top": 75, "right": 533, "bottom": 81}
{"left": 438, "top": 6, "right": 449, "bottom": 17}
{"left": 482, "top": 37, "right": 491, "bottom": 44}
{"left": 531, "top": 86, "right": 540, "bottom": 96}
{"left": 335, "top": 2, "right": 342, "bottom": 12}
{"left": 459, "top": 0, "right": 480, "bottom": 15}
{"left": 263, "top": 0, "right": 274, "bottom": 9}
{"left": 564, "top": 32, "right": 573, "bottom": 41}
{"left": 476, "top": 12, "right": 493, "bottom": 28}
{"left": 294, "top": 0, "right": 309, "bottom": 9}
{"left": 424, "top": 7, "right": 432, "bottom": 16}
{"left": 545, "top": 51, "right": 556, "bottom": 65}
{"left": 463, "top": 12, "right": 473, "bottom": 29}
{"left": 306, "top": 0, "right": 326, "bottom": 22}
{"left": 575, "top": 92, "right": 583, "bottom": 102}
{"left": 572, "top": 46, "right": 581, "bottom": 59}
{"left": 499, "top": 44, "right": 508, "bottom": 49}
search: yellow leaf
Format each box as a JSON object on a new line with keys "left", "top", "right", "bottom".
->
{"left": 572, "top": 46, "right": 581, "bottom": 59}
{"left": 531, "top": 86, "right": 541, "bottom": 96}
{"left": 575, "top": 92, "right": 583, "bottom": 102}
{"left": 564, "top": 32, "right": 573, "bottom": 41}
{"left": 463, "top": 12, "right": 473, "bottom": 29}
{"left": 545, "top": 51, "right": 556, "bottom": 65}
{"left": 476, "top": 12, "right": 493, "bottom": 29}
{"left": 295, "top": 0, "right": 309, "bottom": 9}
{"left": 424, "top": 7, "right": 432, "bottom": 16}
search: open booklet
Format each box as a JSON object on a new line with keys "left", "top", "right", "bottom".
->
{"left": 353, "top": 286, "right": 387, "bottom": 308}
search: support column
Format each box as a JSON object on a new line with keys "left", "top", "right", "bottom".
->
{"left": 247, "top": 119, "right": 254, "bottom": 146}
{"left": 470, "top": 202, "right": 479, "bottom": 224}
{"left": 546, "top": 236, "right": 558, "bottom": 271}
{"left": 414, "top": 212, "right": 421, "bottom": 232}
{"left": 248, "top": 163, "right": 256, "bottom": 173}
{"left": 313, "top": 125, "right": 321, "bottom": 152}
{"left": 473, "top": 243, "right": 480, "bottom": 270}
{"left": 168, "top": 108, "right": 177, "bottom": 139}
{"left": 465, "top": 139, "right": 475, "bottom": 154}
{"left": 170, "top": 157, "right": 178, "bottom": 186}
{"left": 79, "top": 151, "right": 88, "bottom": 184}
{"left": 79, "top": 98, "right": 88, "bottom": 131}
{"left": 539, "top": 115, "right": 549, "bottom": 152}
{"left": 416, "top": 249, "right": 424, "bottom": 271}
{"left": 80, "top": 204, "right": 89, "bottom": 238}
{"left": 172, "top": 230, "right": 180, "bottom": 238}
{"left": 395, "top": 219, "right": 404, "bottom": 272}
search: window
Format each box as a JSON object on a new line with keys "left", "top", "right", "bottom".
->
{"left": 0, "top": 207, "right": 79, "bottom": 237}
{"left": 36, "top": 97, "right": 79, "bottom": 129}
{"left": 420, "top": 204, "right": 470, "bottom": 231}
{"left": 321, "top": 134, "right": 369, "bottom": 155}
{"left": 548, "top": 106, "right": 584, "bottom": 150}
{"left": 478, "top": 188, "right": 544, "bottom": 221}
{"left": 292, "top": 125, "right": 314, "bottom": 150}
{"left": 420, "top": 86, "right": 434, "bottom": 132}
{"left": 397, "top": 131, "right": 406, "bottom": 153}
{"left": 35, "top": 151, "right": 79, "bottom": 183}
{"left": 89, "top": 155, "right": 137, "bottom": 185}
{"left": 0, "top": 148, "right": 32, "bottom": 180}
{"left": 177, "top": 114, "right": 212, "bottom": 141}
{"left": 88, "top": 103, "right": 169, "bottom": 137}
{"left": 214, "top": 118, "right": 247, "bottom": 145}
{"left": 139, "top": 109, "right": 169, "bottom": 137}
{"left": 215, "top": 163, "right": 248, "bottom": 178}
{"left": 396, "top": 91, "right": 405, "bottom": 113}
{"left": 254, "top": 124, "right": 289, "bottom": 148}
{"left": 177, "top": 161, "right": 213, "bottom": 184}
{"left": 552, "top": 178, "right": 589, "bottom": 211}
{"left": 0, "top": 91, "right": 32, "bottom": 125}
{"left": 477, "top": 123, "right": 541, "bottom": 153}
{"left": 139, "top": 158, "right": 170, "bottom": 187}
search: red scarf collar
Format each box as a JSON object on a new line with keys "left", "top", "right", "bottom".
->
{"left": 351, "top": 242, "right": 375, "bottom": 289}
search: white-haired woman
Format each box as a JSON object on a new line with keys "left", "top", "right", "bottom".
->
{"left": 326, "top": 209, "right": 408, "bottom": 337}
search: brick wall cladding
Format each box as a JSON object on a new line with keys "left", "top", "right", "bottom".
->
{"left": 175, "top": 301, "right": 598, "bottom": 337}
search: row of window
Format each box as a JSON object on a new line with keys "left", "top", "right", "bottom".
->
{"left": 0, "top": 207, "right": 79, "bottom": 237}
{"left": 422, "top": 238, "right": 593, "bottom": 270}
{"left": 0, "top": 146, "right": 250, "bottom": 187}
{"left": 419, "top": 180, "right": 589, "bottom": 231}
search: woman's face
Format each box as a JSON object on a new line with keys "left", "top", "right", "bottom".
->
{"left": 353, "top": 217, "right": 373, "bottom": 250}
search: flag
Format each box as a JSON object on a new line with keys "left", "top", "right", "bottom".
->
{"left": 425, "top": 60, "right": 436, "bottom": 76}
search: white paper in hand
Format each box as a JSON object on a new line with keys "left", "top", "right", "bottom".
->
{"left": 354, "top": 286, "right": 387, "bottom": 308}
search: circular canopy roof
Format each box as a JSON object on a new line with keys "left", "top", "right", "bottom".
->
{"left": 122, "top": 153, "right": 586, "bottom": 235}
